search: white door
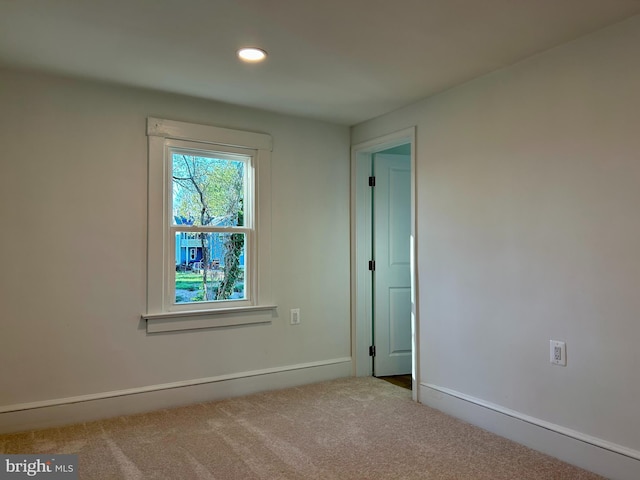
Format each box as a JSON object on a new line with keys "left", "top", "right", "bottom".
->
{"left": 373, "top": 152, "right": 412, "bottom": 376}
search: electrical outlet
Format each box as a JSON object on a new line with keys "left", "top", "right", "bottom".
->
{"left": 550, "top": 340, "right": 566, "bottom": 366}
{"left": 290, "top": 308, "right": 300, "bottom": 325}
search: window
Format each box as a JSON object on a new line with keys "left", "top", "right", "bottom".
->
{"left": 170, "top": 144, "right": 250, "bottom": 305}
{"left": 144, "top": 118, "right": 275, "bottom": 331}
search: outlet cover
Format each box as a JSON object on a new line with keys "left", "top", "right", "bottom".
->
{"left": 550, "top": 340, "right": 566, "bottom": 366}
{"left": 290, "top": 308, "right": 300, "bottom": 325}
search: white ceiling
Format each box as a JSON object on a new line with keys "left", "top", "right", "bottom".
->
{"left": 1, "top": 0, "right": 639, "bottom": 125}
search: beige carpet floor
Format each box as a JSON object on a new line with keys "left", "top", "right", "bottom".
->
{"left": 0, "top": 377, "right": 604, "bottom": 479}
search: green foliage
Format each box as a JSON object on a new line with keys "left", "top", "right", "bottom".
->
{"left": 172, "top": 154, "right": 244, "bottom": 226}
{"left": 175, "top": 272, "right": 206, "bottom": 291}
{"left": 175, "top": 269, "right": 245, "bottom": 303}
{"left": 175, "top": 272, "right": 219, "bottom": 303}
{"left": 192, "top": 292, "right": 205, "bottom": 302}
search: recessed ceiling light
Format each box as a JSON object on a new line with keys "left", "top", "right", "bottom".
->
{"left": 237, "top": 47, "right": 267, "bottom": 63}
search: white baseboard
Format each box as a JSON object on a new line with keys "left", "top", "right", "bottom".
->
{"left": 420, "top": 383, "right": 640, "bottom": 480}
{"left": 0, "top": 357, "right": 352, "bottom": 434}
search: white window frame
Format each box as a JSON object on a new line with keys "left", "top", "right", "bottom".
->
{"left": 143, "top": 118, "right": 275, "bottom": 332}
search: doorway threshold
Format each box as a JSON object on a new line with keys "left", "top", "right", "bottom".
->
{"left": 378, "top": 375, "right": 412, "bottom": 391}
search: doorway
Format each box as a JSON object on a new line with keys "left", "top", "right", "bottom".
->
{"left": 371, "top": 147, "right": 411, "bottom": 377}
{"left": 351, "top": 128, "right": 418, "bottom": 400}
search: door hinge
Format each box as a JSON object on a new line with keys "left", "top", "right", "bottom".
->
{"left": 369, "top": 345, "right": 376, "bottom": 357}
{"left": 369, "top": 176, "right": 376, "bottom": 187}
{"left": 368, "top": 260, "right": 375, "bottom": 271}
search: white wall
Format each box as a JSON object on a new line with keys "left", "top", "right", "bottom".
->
{"left": 353, "top": 14, "right": 640, "bottom": 476}
{"left": 0, "top": 69, "right": 351, "bottom": 426}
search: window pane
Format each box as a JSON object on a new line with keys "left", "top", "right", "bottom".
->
{"left": 172, "top": 152, "right": 245, "bottom": 227}
{"left": 174, "top": 231, "right": 246, "bottom": 304}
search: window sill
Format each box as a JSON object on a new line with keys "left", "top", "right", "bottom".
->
{"left": 141, "top": 305, "right": 277, "bottom": 333}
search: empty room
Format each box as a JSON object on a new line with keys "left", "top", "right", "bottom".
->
{"left": 1, "top": 1, "right": 639, "bottom": 479}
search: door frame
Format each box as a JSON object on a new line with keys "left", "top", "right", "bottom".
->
{"left": 350, "top": 127, "right": 419, "bottom": 401}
